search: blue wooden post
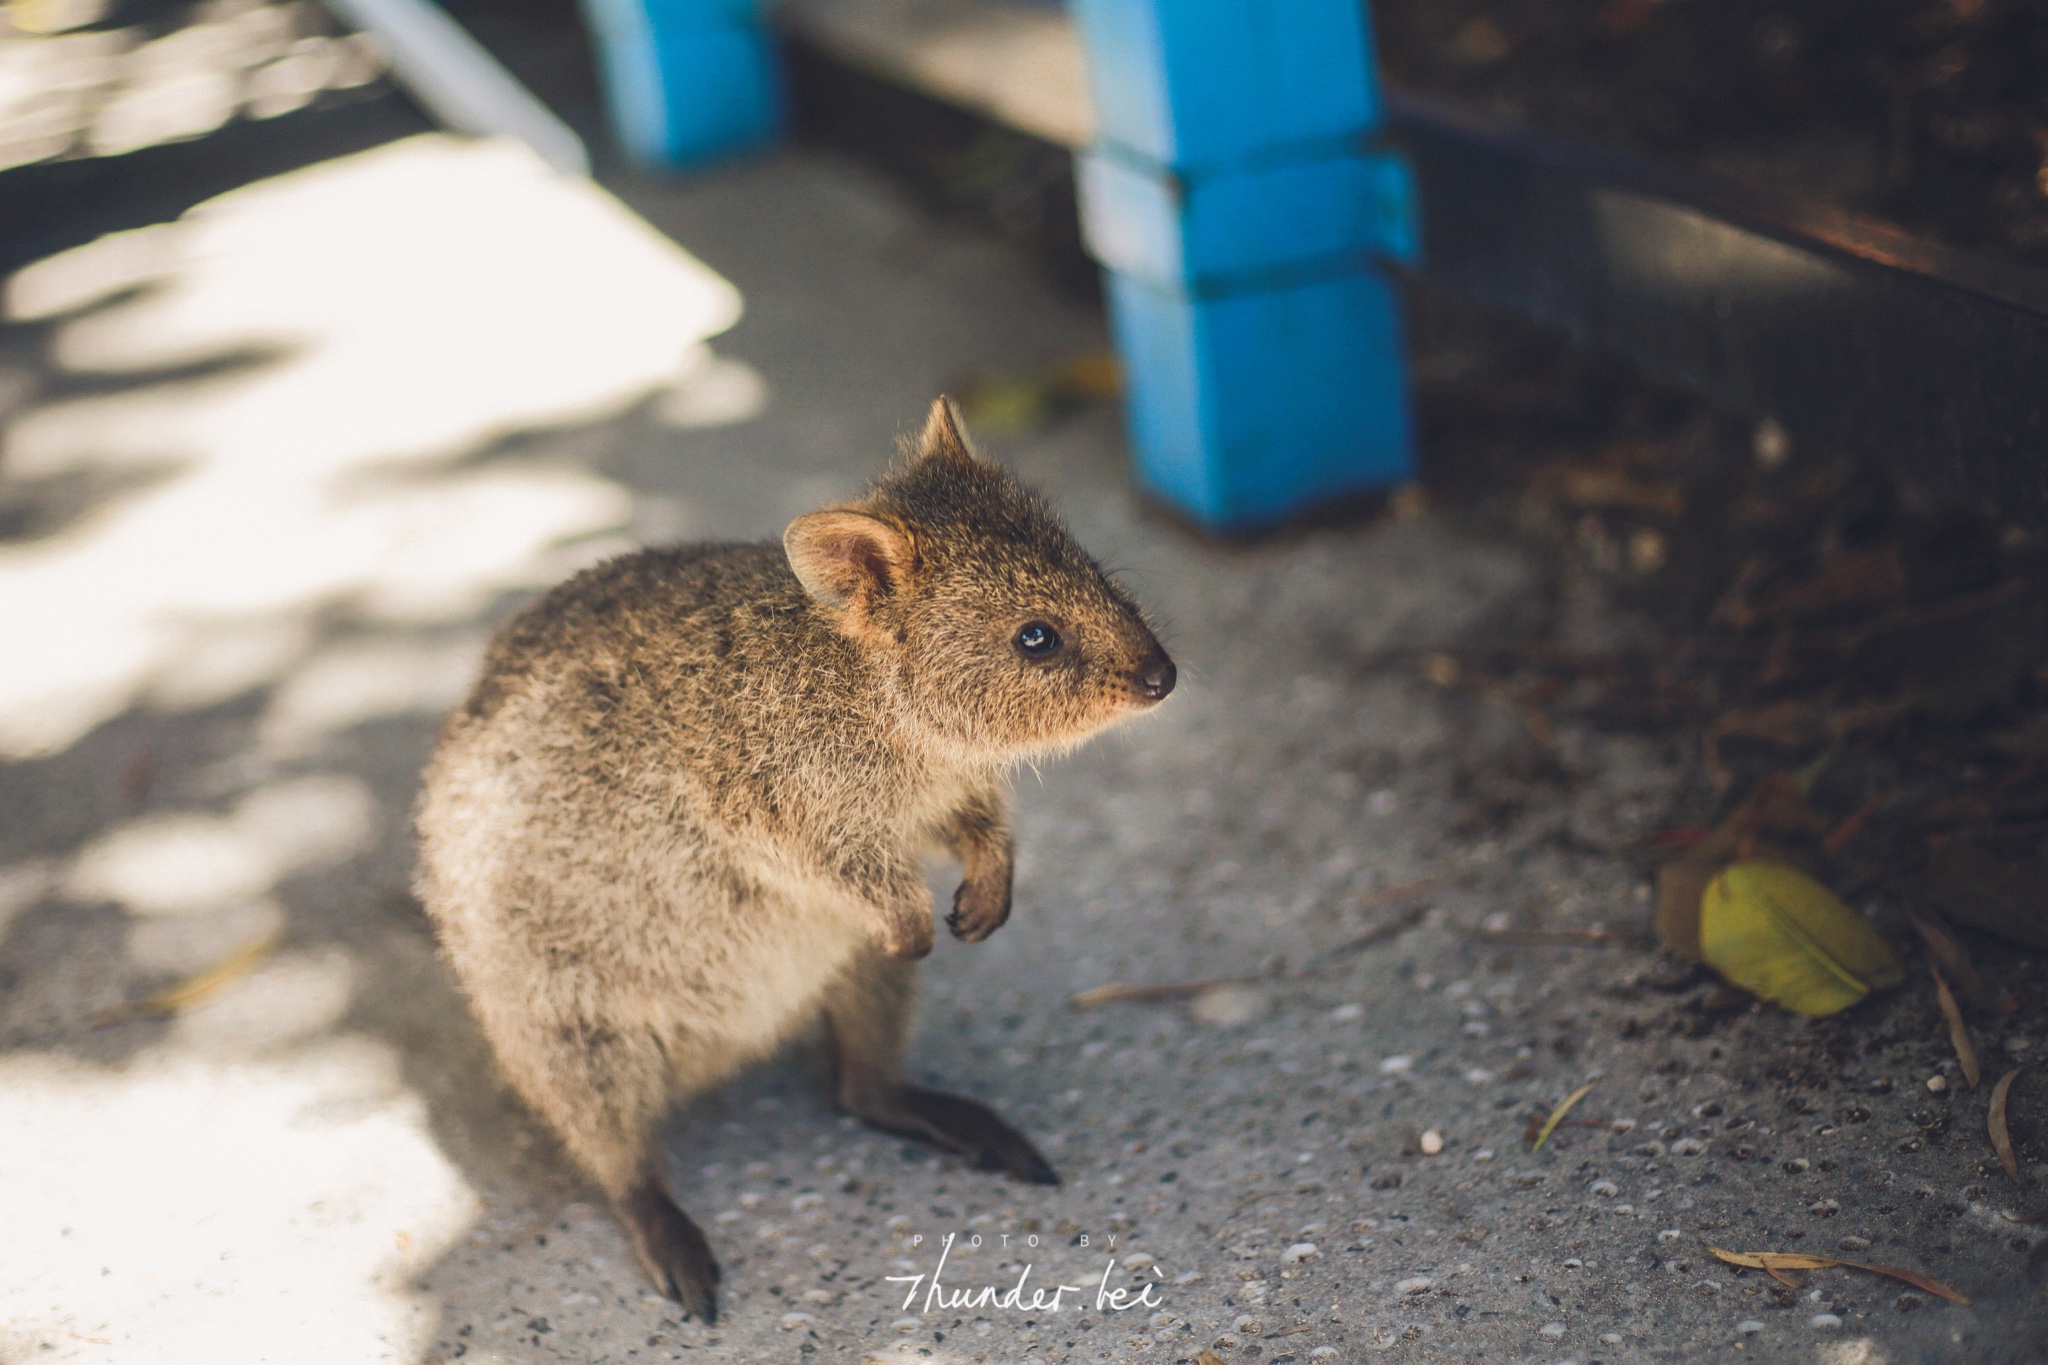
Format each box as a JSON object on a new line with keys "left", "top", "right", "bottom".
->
{"left": 1068, "top": 0, "right": 1418, "bottom": 531}
{"left": 578, "top": 0, "right": 783, "bottom": 169}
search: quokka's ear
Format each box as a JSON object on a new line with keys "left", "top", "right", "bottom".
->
{"left": 914, "top": 396, "right": 980, "bottom": 468}
{"left": 784, "top": 509, "right": 914, "bottom": 614}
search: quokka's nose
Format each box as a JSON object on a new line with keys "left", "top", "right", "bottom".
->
{"left": 1135, "top": 651, "right": 1177, "bottom": 703}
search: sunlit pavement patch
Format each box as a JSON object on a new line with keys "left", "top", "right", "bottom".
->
{"left": 0, "top": 132, "right": 747, "bottom": 759}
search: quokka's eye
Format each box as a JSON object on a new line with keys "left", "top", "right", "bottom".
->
{"left": 1014, "top": 622, "right": 1062, "bottom": 658}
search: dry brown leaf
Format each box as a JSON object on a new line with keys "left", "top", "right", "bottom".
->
{"left": 1655, "top": 852, "right": 1718, "bottom": 961}
{"left": 1708, "top": 1248, "right": 1838, "bottom": 1271}
{"left": 1911, "top": 911, "right": 1989, "bottom": 1011}
{"left": 1992, "top": 1067, "right": 2025, "bottom": 1184}
{"left": 1764, "top": 1265, "right": 1807, "bottom": 1289}
{"left": 1708, "top": 1246, "right": 1970, "bottom": 1304}
{"left": 1531, "top": 1081, "right": 1597, "bottom": 1152}
{"left": 1932, "top": 965, "right": 1981, "bottom": 1089}
{"left": 1196, "top": 1352, "right": 1227, "bottom": 1365}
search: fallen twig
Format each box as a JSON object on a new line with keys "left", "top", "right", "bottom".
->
{"left": 1069, "top": 972, "right": 1271, "bottom": 1009}
{"left": 92, "top": 935, "right": 280, "bottom": 1027}
{"left": 1328, "top": 904, "right": 1433, "bottom": 959}
{"left": 1074, "top": 875, "right": 1452, "bottom": 1006}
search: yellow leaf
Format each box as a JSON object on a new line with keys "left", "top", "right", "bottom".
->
{"left": 1529, "top": 1081, "right": 1596, "bottom": 1152}
{"left": 1699, "top": 862, "right": 1902, "bottom": 1017}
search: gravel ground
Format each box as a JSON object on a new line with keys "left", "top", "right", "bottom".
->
{"left": 1, "top": 132, "right": 2043, "bottom": 1365}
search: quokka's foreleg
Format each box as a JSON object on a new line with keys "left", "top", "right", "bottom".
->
{"left": 940, "top": 791, "right": 1013, "bottom": 943}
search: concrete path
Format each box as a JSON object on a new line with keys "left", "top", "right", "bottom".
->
{"left": 0, "top": 132, "right": 2037, "bottom": 1365}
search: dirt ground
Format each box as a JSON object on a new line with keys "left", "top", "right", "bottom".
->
{"left": 1372, "top": 0, "right": 2048, "bottom": 271}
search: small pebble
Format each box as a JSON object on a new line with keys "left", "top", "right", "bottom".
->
{"left": 1838, "top": 1236, "right": 1871, "bottom": 1252}
{"left": 1233, "top": 1315, "right": 1263, "bottom": 1334}
{"left": 1395, "top": 1275, "right": 1434, "bottom": 1295}
{"left": 1810, "top": 1314, "right": 1843, "bottom": 1330}
{"left": 1589, "top": 1179, "right": 1619, "bottom": 1197}
{"left": 1192, "top": 983, "right": 1268, "bottom": 1026}
{"left": 1599, "top": 1333, "right": 1624, "bottom": 1346}
{"left": 1420, "top": 1128, "right": 1444, "bottom": 1155}
{"left": 1310, "top": 1349, "right": 1339, "bottom": 1360}
{"left": 1472, "top": 1147, "right": 1495, "bottom": 1162}
{"left": 1380, "top": 1055, "right": 1414, "bottom": 1074}
{"left": 1658, "top": 1229, "right": 1683, "bottom": 1242}
{"left": 1562, "top": 1257, "right": 1583, "bottom": 1269}
{"left": 1122, "top": 1253, "right": 1154, "bottom": 1270}
{"left": 1173, "top": 1270, "right": 1203, "bottom": 1285}
{"left": 1754, "top": 418, "right": 1792, "bottom": 469}
{"left": 1330, "top": 1003, "right": 1364, "bottom": 1022}
{"left": 779, "top": 1312, "right": 816, "bottom": 1331}
{"left": 1737, "top": 1319, "right": 1764, "bottom": 1334}
{"left": 1927, "top": 1074, "right": 1948, "bottom": 1093}
{"left": 891, "top": 1317, "right": 921, "bottom": 1334}
{"left": 1539, "top": 1321, "right": 1567, "bottom": 1338}
{"left": 1280, "top": 1242, "right": 1319, "bottom": 1263}
{"left": 1148, "top": 1311, "right": 1176, "bottom": 1330}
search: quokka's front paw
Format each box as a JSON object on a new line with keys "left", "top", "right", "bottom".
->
{"left": 946, "top": 875, "right": 1010, "bottom": 943}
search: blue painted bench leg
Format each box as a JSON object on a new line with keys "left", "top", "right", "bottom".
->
{"left": 578, "top": 0, "right": 783, "bottom": 169}
{"left": 1069, "top": 0, "right": 1419, "bottom": 532}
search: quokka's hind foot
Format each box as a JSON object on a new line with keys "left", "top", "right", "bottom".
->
{"left": 617, "top": 1178, "right": 722, "bottom": 1322}
{"left": 852, "top": 1083, "right": 1060, "bottom": 1186}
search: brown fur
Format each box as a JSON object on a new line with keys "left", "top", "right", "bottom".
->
{"left": 414, "top": 400, "right": 1173, "bottom": 1320}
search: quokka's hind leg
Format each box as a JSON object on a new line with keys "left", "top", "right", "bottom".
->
{"left": 821, "top": 950, "right": 1058, "bottom": 1186}
{"left": 482, "top": 1006, "right": 722, "bottom": 1320}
